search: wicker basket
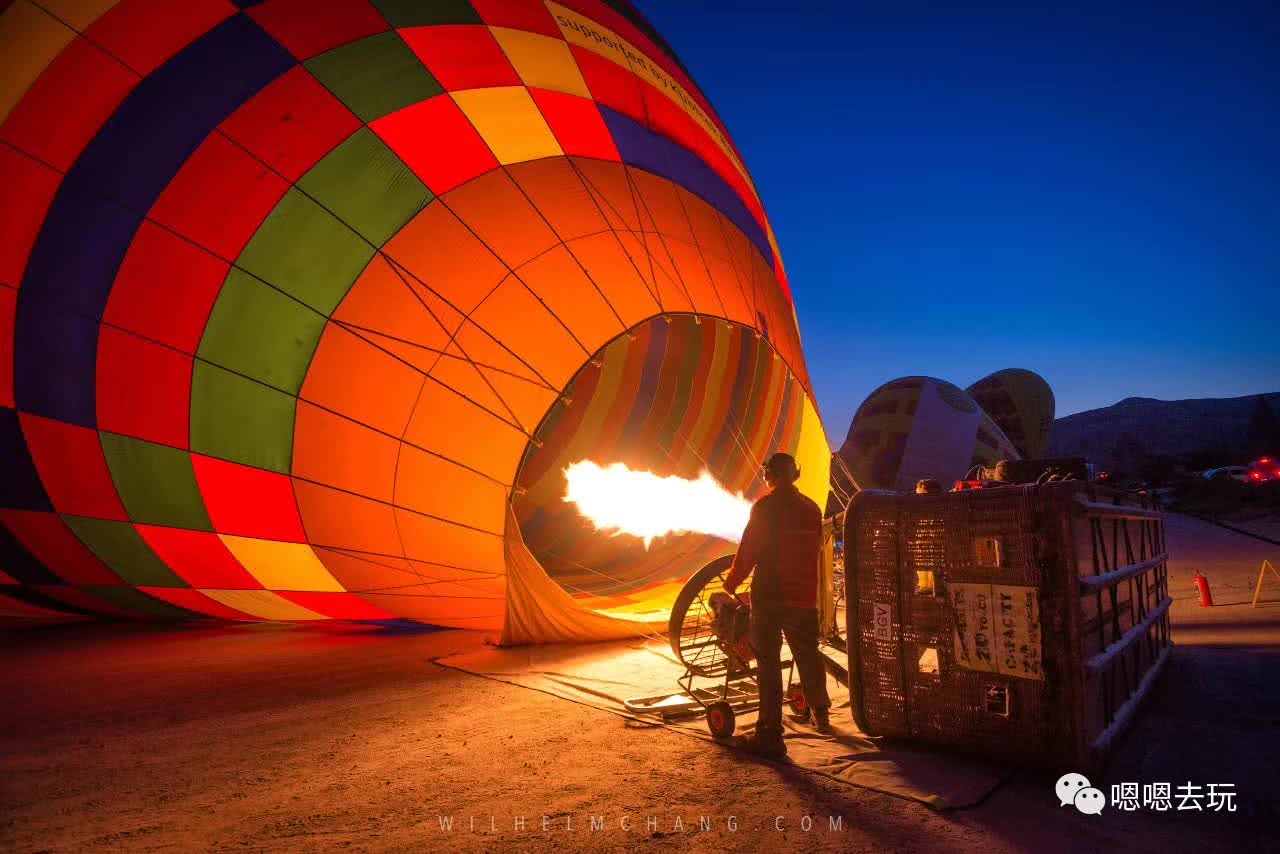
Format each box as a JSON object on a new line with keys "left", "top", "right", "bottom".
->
{"left": 844, "top": 482, "right": 1171, "bottom": 771}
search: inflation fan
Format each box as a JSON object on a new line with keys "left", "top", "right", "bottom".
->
{"left": 623, "top": 555, "right": 807, "bottom": 737}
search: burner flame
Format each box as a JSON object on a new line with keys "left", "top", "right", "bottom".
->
{"left": 563, "top": 460, "right": 751, "bottom": 548}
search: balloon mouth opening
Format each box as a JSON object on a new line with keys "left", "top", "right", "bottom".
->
{"left": 510, "top": 314, "right": 785, "bottom": 610}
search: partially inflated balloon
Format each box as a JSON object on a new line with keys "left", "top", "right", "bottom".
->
{"left": 966, "top": 369, "right": 1055, "bottom": 459}
{"left": 834, "top": 377, "right": 1020, "bottom": 493}
{"left": 0, "top": 0, "right": 828, "bottom": 637}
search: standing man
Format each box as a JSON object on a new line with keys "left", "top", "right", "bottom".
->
{"left": 723, "top": 452, "right": 832, "bottom": 759}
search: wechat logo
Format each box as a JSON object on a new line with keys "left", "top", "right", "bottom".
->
{"left": 1056, "top": 772, "right": 1105, "bottom": 815}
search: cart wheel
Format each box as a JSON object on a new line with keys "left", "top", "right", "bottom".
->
{"left": 706, "top": 702, "right": 736, "bottom": 738}
{"left": 787, "top": 684, "right": 808, "bottom": 715}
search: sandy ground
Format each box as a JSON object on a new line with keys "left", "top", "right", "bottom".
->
{"left": 2, "top": 513, "right": 1277, "bottom": 853}
{"left": 1164, "top": 512, "right": 1280, "bottom": 645}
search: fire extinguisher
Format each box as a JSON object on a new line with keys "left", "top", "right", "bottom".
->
{"left": 1193, "top": 571, "right": 1213, "bottom": 607}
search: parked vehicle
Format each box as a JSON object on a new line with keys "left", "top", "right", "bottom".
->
{"left": 1247, "top": 457, "right": 1280, "bottom": 483}
{"left": 1203, "top": 466, "right": 1250, "bottom": 483}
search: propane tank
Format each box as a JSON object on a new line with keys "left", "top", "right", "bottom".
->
{"left": 1193, "top": 571, "right": 1214, "bottom": 607}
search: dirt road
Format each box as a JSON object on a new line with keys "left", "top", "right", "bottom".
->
{"left": 2, "top": 514, "right": 1276, "bottom": 852}
{"left": 3, "top": 615, "right": 1272, "bottom": 853}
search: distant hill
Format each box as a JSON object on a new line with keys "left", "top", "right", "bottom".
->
{"left": 1048, "top": 392, "right": 1280, "bottom": 469}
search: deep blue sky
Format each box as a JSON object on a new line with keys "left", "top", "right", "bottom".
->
{"left": 638, "top": 0, "right": 1279, "bottom": 436}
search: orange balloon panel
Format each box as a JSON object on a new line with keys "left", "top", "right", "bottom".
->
{"left": 0, "top": 0, "right": 826, "bottom": 636}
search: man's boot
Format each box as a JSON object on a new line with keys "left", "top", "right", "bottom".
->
{"left": 733, "top": 731, "right": 787, "bottom": 760}
{"left": 812, "top": 708, "right": 833, "bottom": 734}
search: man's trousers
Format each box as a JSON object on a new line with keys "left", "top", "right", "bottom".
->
{"left": 751, "top": 605, "right": 831, "bottom": 740}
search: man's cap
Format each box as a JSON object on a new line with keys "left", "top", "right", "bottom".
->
{"left": 763, "top": 452, "right": 799, "bottom": 477}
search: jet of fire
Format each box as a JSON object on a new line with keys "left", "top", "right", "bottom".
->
{"left": 563, "top": 460, "right": 752, "bottom": 548}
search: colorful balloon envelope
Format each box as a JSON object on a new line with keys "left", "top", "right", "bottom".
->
{"left": 834, "top": 377, "right": 1021, "bottom": 494}
{"left": 0, "top": 0, "right": 828, "bottom": 638}
{"left": 966, "top": 368, "right": 1055, "bottom": 460}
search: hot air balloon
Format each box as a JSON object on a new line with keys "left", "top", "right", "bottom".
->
{"left": 966, "top": 368, "right": 1055, "bottom": 460}
{"left": 0, "top": 0, "right": 829, "bottom": 641}
{"left": 834, "top": 377, "right": 1019, "bottom": 493}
